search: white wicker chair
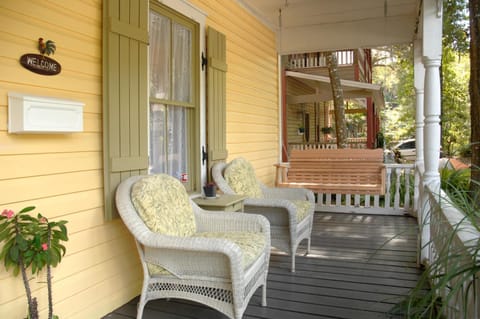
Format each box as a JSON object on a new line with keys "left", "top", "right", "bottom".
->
{"left": 115, "top": 174, "right": 270, "bottom": 319}
{"left": 212, "top": 158, "right": 315, "bottom": 272}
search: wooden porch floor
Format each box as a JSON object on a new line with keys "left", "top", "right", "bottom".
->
{"left": 104, "top": 212, "right": 421, "bottom": 319}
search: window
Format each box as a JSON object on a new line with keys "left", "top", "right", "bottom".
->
{"left": 149, "top": 3, "right": 199, "bottom": 191}
{"left": 103, "top": 0, "right": 202, "bottom": 220}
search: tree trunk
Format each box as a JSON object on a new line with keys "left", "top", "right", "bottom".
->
{"left": 47, "top": 227, "right": 54, "bottom": 319}
{"left": 469, "top": 0, "right": 480, "bottom": 200}
{"left": 327, "top": 52, "right": 347, "bottom": 148}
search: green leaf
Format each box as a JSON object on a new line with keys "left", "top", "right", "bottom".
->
{"left": 53, "top": 228, "right": 68, "bottom": 241}
{"left": 18, "top": 206, "right": 35, "bottom": 214}
{"left": 9, "top": 246, "right": 19, "bottom": 262}
{"left": 0, "top": 227, "right": 14, "bottom": 241}
{"left": 12, "top": 265, "right": 20, "bottom": 276}
{"left": 57, "top": 244, "right": 67, "bottom": 256}
{"left": 49, "top": 252, "right": 59, "bottom": 266}
{"left": 0, "top": 222, "right": 9, "bottom": 232}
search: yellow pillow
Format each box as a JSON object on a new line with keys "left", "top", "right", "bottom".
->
{"left": 224, "top": 158, "right": 263, "bottom": 198}
{"left": 131, "top": 174, "right": 196, "bottom": 237}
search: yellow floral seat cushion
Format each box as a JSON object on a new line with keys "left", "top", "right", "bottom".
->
{"left": 147, "top": 231, "right": 266, "bottom": 275}
{"left": 224, "top": 158, "right": 263, "bottom": 198}
{"left": 131, "top": 174, "right": 196, "bottom": 237}
{"left": 196, "top": 231, "right": 266, "bottom": 269}
{"left": 291, "top": 200, "right": 312, "bottom": 222}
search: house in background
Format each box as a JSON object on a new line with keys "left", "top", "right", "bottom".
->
{"left": 282, "top": 49, "right": 384, "bottom": 159}
{"left": 0, "top": 0, "right": 444, "bottom": 318}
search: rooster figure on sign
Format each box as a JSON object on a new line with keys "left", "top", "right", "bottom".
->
{"left": 38, "top": 38, "right": 56, "bottom": 56}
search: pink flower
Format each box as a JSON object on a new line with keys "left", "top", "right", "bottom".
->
{"left": 1, "top": 209, "right": 14, "bottom": 219}
{"left": 39, "top": 217, "right": 48, "bottom": 224}
{"left": 41, "top": 243, "right": 48, "bottom": 251}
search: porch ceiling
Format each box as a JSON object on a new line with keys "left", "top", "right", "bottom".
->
{"left": 286, "top": 71, "right": 385, "bottom": 108}
{"left": 237, "top": 0, "right": 420, "bottom": 54}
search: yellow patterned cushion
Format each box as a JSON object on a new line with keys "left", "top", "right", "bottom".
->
{"left": 131, "top": 174, "right": 196, "bottom": 237}
{"left": 291, "top": 200, "right": 313, "bottom": 222}
{"left": 224, "top": 158, "right": 263, "bottom": 198}
{"left": 196, "top": 231, "right": 266, "bottom": 269}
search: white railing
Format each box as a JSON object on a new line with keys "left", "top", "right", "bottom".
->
{"left": 289, "top": 140, "right": 367, "bottom": 151}
{"left": 314, "top": 163, "right": 415, "bottom": 215}
{"left": 423, "top": 186, "right": 480, "bottom": 318}
{"left": 287, "top": 50, "right": 355, "bottom": 69}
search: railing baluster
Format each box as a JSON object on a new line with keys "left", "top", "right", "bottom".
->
{"left": 345, "top": 194, "right": 351, "bottom": 206}
{"left": 385, "top": 167, "right": 392, "bottom": 209}
{"left": 394, "top": 168, "right": 401, "bottom": 209}
{"left": 404, "top": 167, "right": 411, "bottom": 209}
{"left": 373, "top": 195, "right": 379, "bottom": 208}
{"left": 354, "top": 194, "right": 360, "bottom": 207}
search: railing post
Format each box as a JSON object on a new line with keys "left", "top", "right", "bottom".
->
{"left": 419, "top": 168, "right": 430, "bottom": 265}
{"left": 414, "top": 38, "right": 425, "bottom": 215}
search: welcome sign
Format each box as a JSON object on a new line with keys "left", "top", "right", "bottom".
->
{"left": 20, "top": 53, "right": 61, "bottom": 76}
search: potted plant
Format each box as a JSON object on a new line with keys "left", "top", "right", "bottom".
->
{"left": 297, "top": 125, "right": 305, "bottom": 135}
{"left": 203, "top": 182, "right": 217, "bottom": 198}
{"left": 0, "top": 206, "right": 68, "bottom": 319}
{"left": 321, "top": 126, "right": 333, "bottom": 135}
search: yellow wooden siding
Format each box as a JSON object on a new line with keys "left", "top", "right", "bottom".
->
{"left": 286, "top": 77, "right": 315, "bottom": 145}
{"left": 191, "top": 0, "right": 279, "bottom": 185}
{"left": 0, "top": 1, "right": 143, "bottom": 318}
{"left": 0, "top": 0, "right": 279, "bottom": 318}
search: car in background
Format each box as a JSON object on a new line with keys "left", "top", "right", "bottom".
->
{"left": 385, "top": 138, "right": 443, "bottom": 163}
{"left": 393, "top": 138, "right": 416, "bottom": 162}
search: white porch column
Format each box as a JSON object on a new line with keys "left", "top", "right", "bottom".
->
{"left": 422, "top": 0, "right": 442, "bottom": 191}
{"left": 419, "top": 0, "right": 443, "bottom": 264}
{"left": 422, "top": 57, "right": 441, "bottom": 188}
{"left": 413, "top": 39, "right": 425, "bottom": 214}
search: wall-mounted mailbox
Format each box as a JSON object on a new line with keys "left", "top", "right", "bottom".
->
{"left": 8, "top": 93, "right": 84, "bottom": 133}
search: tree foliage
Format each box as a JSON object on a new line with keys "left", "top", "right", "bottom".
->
{"left": 441, "top": 48, "right": 470, "bottom": 156}
{"left": 443, "top": 0, "right": 469, "bottom": 54}
{"left": 373, "top": 45, "right": 415, "bottom": 145}
{"left": 373, "top": 1, "right": 471, "bottom": 157}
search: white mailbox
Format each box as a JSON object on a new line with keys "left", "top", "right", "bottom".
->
{"left": 8, "top": 93, "right": 84, "bottom": 133}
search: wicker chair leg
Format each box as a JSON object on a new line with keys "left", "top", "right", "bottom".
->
{"left": 291, "top": 253, "right": 296, "bottom": 273}
{"left": 137, "top": 279, "right": 148, "bottom": 319}
{"left": 136, "top": 298, "right": 146, "bottom": 319}
{"left": 306, "top": 237, "right": 311, "bottom": 254}
{"left": 261, "top": 283, "right": 267, "bottom": 307}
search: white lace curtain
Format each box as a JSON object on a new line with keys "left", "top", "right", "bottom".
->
{"left": 149, "top": 11, "right": 191, "bottom": 179}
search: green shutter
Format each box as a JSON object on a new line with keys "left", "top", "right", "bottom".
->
{"left": 103, "top": 0, "right": 149, "bottom": 220}
{"left": 206, "top": 27, "right": 228, "bottom": 176}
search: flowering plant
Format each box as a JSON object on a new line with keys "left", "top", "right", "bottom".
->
{"left": 0, "top": 206, "right": 68, "bottom": 319}
{"left": 203, "top": 182, "right": 217, "bottom": 197}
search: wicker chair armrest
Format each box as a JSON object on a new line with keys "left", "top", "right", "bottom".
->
{"left": 261, "top": 186, "right": 315, "bottom": 202}
{"left": 244, "top": 197, "right": 297, "bottom": 213}
{"left": 193, "top": 207, "right": 270, "bottom": 235}
{"left": 212, "top": 162, "right": 236, "bottom": 195}
{"left": 242, "top": 198, "right": 299, "bottom": 226}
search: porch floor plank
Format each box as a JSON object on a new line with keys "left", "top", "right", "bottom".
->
{"left": 103, "top": 212, "right": 421, "bottom": 319}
